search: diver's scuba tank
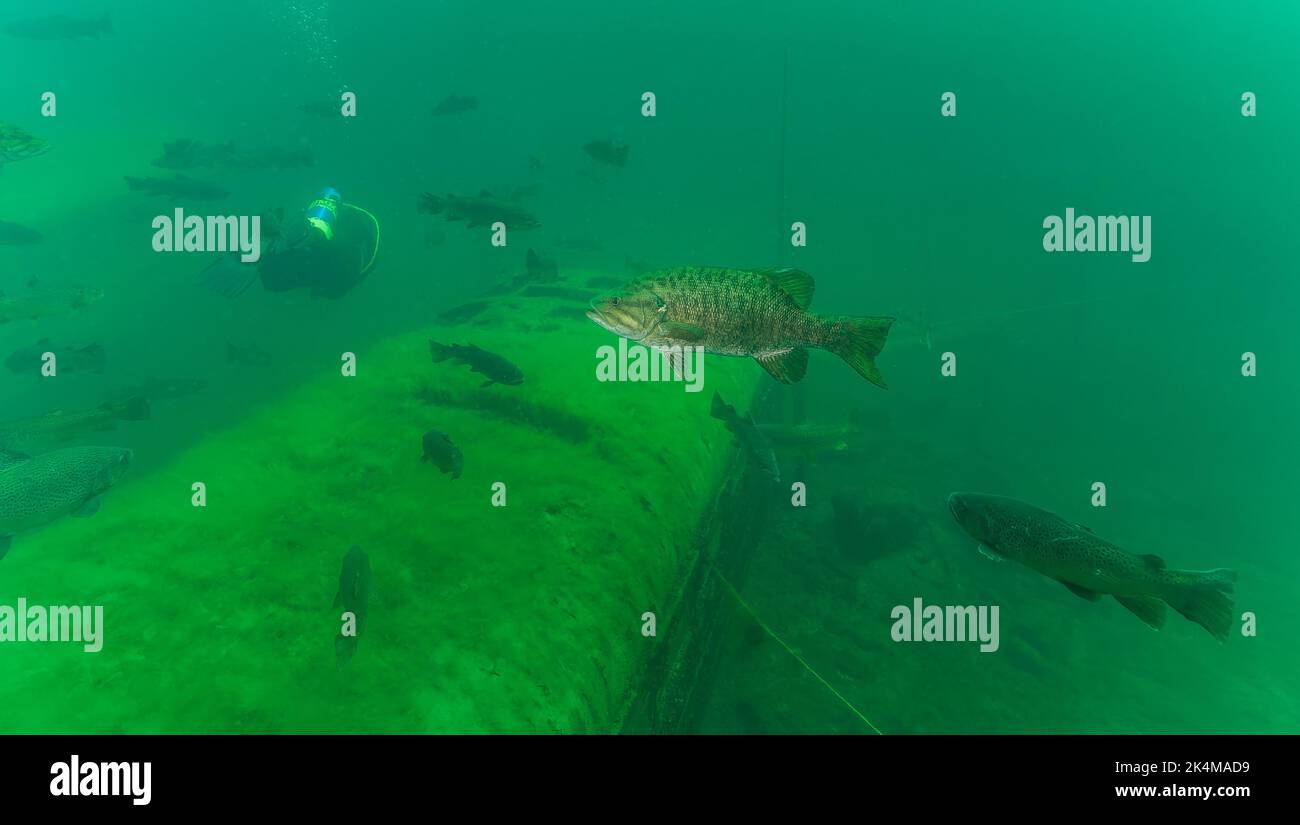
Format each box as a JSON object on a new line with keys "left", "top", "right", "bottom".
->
{"left": 305, "top": 187, "right": 343, "bottom": 241}
{"left": 302, "top": 186, "right": 381, "bottom": 275}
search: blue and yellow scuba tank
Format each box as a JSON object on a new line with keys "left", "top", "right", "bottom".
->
{"left": 304, "top": 187, "right": 380, "bottom": 274}
{"left": 306, "top": 187, "right": 343, "bottom": 240}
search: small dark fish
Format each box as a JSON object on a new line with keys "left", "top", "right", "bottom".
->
{"left": 111, "top": 376, "right": 207, "bottom": 402}
{"left": 125, "top": 174, "right": 229, "bottom": 201}
{"left": 429, "top": 341, "right": 523, "bottom": 386}
{"left": 436, "top": 300, "right": 492, "bottom": 324}
{"left": 583, "top": 139, "right": 629, "bottom": 168}
{"left": 226, "top": 342, "right": 272, "bottom": 367}
{"left": 710, "top": 391, "right": 779, "bottom": 481}
{"left": 0, "top": 397, "right": 149, "bottom": 453}
{"left": 417, "top": 191, "right": 539, "bottom": 230}
{"left": 150, "top": 138, "right": 206, "bottom": 170}
{"left": 431, "top": 93, "right": 478, "bottom": 116}
{"left": 2, "top": 13, "right": 112, "bottom": 40}
{"left": 0, "top": 285, "right": 103, "bottom": 325}
{"left": 4, "top": 340, "right": 105, "bottom": 375}
{"left": 0, "top": 219, "right": 42, "bottom": 245}
{"left": 421, "top": 429, "right": 463, "bottom": 479}
{"left": 525, "top": 248, "right": 558, "bottom": 282}
{"left": 0, "top": 122, "right": 50, "bottom": 172}
{"left": 521, "top": 285, "right": 592, "bottom": 301}
{"left": 332, "top": 545, "right": 371, "bottom": 670}
{"left": 482, "top": 248, "right": 559, "bottom": 296}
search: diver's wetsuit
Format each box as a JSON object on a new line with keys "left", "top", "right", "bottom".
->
{"left": 259, "top": 206, "right": 377, "bottom": 299}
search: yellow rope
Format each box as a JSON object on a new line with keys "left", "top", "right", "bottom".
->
{"left": 712, "top": 565, "right": 883, "bottom": 735}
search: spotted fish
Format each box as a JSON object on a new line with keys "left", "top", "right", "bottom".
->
{"left": 0, "top": 446, "right": 132, "bottom": 559}
{"left": 586, "top": 267, "right": 893, "bottom": 386}
{"left": 947, "top": 492, "right": 1237, "bottom": 641}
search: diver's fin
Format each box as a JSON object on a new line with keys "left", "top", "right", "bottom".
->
{"left": 198, "top": 252, "right": 260, "bottom": 298}
{"left": 755, "top": 348, "right": 808, "bottom": 384}
{"left": 1060, "top": 580, "right": 1103, "bottom": 601}
{"left": 757, "top": 267, "right": 815, "bottom": 309}
{"left": 1114, "top": 595, "right": 1167, "bottom": 630}
{"left": 0, "top": 536, "right": 10, "bottom": 559}
{"left": 75, "top": 497, "right": 101, "bottom": 518}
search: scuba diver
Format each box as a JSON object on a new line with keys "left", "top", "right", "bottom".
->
{"left": 200, "top": 187, "right": 380, "bottom": 299}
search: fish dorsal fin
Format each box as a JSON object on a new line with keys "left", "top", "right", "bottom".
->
{"left": 755, "top": 347, "right": 808, "bottom": 384}
{"left": 1140, "top": 553, "right": 1166, "bottom": 570}
{"left": 1059, "top": 580, "right": 1103, "bottom": 601}
{"left": 758, "top": 267, "right": 815, "bottom": 309}
{"left": 0, "top": 449, "right": 31, "bottom": 471}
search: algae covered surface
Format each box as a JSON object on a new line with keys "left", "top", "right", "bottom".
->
{"left": 0, "top": 285, "right": 757, "bottom": 733}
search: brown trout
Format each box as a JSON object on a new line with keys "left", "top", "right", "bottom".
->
{"left": 947, "top": 493, "right": 1237, "bottom": 641}
{"left": 586, "top": 266, "right": 893, "bottom": 386}
{"left": 0, "top": 446, "right": 132, "bottom": 559}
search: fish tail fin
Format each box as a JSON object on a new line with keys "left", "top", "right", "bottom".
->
{"left": 709, "top": 390, "right": 734, "bottom": 422}
{"left": 417, "top": 193, "right": 444, "bottom": 215}
{"left": 823, "top": 315, "right": 894, "bottom": 389}
{"left": 80, "top": 343, "right": 106, "bottom": 374}
{"left": 1165, "top": 568, "right": 1237, "bottom": 642}
{"left": 121, "top": 396, "right": 151, "bottom": 421}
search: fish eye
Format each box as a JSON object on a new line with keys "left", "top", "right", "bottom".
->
{"left": 611, "top": 297, "right": 621, "bottom": 306}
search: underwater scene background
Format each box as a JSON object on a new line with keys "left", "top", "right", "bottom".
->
{"left": 0, "top": 0, "right": 1296, "bottom": 733}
